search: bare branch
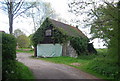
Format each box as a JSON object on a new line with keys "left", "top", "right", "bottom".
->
{"left": 13, "top": 0, "right": 24, "bottom": 16}
{"left": 13, "top": 0, "right": 23, "bottom": 14}
{"left": 13, "top": 2, "right": 36, "bottom": 19}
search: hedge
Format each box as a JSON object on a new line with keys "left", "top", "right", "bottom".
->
{"left": 1, "top": 32, "right": 17, "bottom": 80}
{"left": 2, "top": 32, "right": 16, "bottom": 60}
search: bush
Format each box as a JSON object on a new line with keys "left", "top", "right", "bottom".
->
{"left": 2, "top": 32, "right": 16, "bottom": 60}
{"left": 1, "top": 32, "right": 34, "bottom": 80}
{"left": 17, "top": 35, "right": 30, "bottom": 48}
{"left": 70, "top": 37, "right": 88, "bottom": 55}
{"left": 1, "top": 32, "right": 17, "bottom": 80}
{"left": 86, "top": 50, "right": 120, "bottom": 80}
{"left": 87, "top": 58, "right": 119, "bottom": 80}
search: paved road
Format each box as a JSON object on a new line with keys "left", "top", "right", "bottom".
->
{"left": 16, "top": 53, "right": 103, "bottom": 80}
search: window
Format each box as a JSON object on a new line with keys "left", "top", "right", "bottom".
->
{"left": 45, "top": 29, "right": 52, "bottom": 36}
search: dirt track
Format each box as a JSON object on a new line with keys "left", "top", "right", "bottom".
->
{"left": 17, "top": 53, "right": 103, "bottom": 80}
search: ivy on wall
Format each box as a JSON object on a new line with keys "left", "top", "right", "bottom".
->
{"left": 52, "top": 27, "right": 70, "bottom": 44}
{"left": 70, "top": 37, "right": 89, "bottom": 55}
{"left": 31, "top": 18, "right": 53, "bottom": 47}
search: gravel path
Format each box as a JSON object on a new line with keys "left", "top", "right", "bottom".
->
{"left": 16, "top": 53, "right": 103, "bottom": 80}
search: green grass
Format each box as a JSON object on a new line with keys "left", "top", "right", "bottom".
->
{"left": 16, "top": 48, "right": 34, "bottom": 54}
{"left": 3, "top": 61, "right": 35, "bottom": 80}
{"left": 15, "top": 61, "right": 35, "bottom": 79}
{"left": 40, "top": 56, "right": 88, "bottom": 65}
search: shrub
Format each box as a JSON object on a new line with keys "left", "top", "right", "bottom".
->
{"left": 1, "top": 32, "right": 17, "bottom": 80}
{"left": 70, "top": 37, "right": 88, "bottom": 55}
{"left": 87, "top": 54, "right": 120, "bottom": 80}
{"left": 17, "top": 35, "right": 30, "bottom": 48}
{"left": 2, "top": 32, "right": 16, "bottom": 60}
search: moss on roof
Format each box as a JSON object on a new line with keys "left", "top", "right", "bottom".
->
{"left": 48, "top": 19, "right": 88, "bottom": 38}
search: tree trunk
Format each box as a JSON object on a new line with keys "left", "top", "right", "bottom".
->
{"left": 9, "top": 13, "right": 13, "bottom": 34}
{"left": 8, "top": 2, "right": 13, "bottom": 34}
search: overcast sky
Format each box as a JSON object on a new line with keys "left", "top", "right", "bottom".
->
{"left": 0, "top": 0, "right": 108, "bottom": 48}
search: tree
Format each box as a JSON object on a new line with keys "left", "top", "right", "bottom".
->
{"left": 68, "top": 0, "right": 118, "bottom": 45}
{"left": 26, "top": 1, "right": 57, "bottom": 32}
{"left": 68, "top": 0, "right": 96, "bottom": 26}
{"left": 68, "top": 0, "right": 119, "bottom": 61}
{"left": 1, "top": 0, "right": 36, "bottom": 34}
{"left": 28, "top": 34, "right": 34, "bottom": 48}
{"left": 17, "top": 35, "right": 30, "bottom": 48}
{"left": 91, "top": 1, "right": 119, "bottom": 61}
{"left": 13, "top": 29, "right": 25, "bottom": 38}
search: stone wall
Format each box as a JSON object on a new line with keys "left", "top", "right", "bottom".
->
{"left": 62, "top": 41, "right": 78, "bottom": 58}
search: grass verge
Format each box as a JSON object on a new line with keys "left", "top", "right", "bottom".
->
{"left": 15, "top": 61, "right": 35, "bottom": 79}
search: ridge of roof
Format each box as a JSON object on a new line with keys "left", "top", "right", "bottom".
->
{"left": 49, "top": 18, "right": 88, "bottom": 38}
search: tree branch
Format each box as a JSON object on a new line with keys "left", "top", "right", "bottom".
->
{"left": 13, "top": 0, "right": 23, "bottom": 14}
{"left": 13, "top": 2, "right": 36, "bottom": 19}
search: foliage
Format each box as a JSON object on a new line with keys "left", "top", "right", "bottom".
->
{"left": 68, "top": 0, "right": 99, "bottom": 27}
{"left": 52, "top": 27, "right": 70, "bottom": 44}
{"left": 86, "top": 49, "right": 120, "bottom": 80}
{"left": 32, "top": 18, "right": 69, "bottom": 47}
{"left": 13, "top": 29, "right": 25, "bottom": 38}
{"left": 70, "top": 37, "right": 88, "bottom": 55}
{"left": 28, "top": 34, "right": 34, "bottom": 48}
{"left": 90, "top": 2, "right": 119, "bottom": 46}
{"left": 31, "top": 18, "right": 52, "bottom": 47}
{"left": 90, "top": 1, "right": 119, "bottom": 64}
{"left": 14, "top": 29, "right": 31, "bottom": 48}
{"left": 2, "top": 32, "right": 16, "bottom": 60}
{"left": 108, "top": 1, "right": 120, "bottom": 65}
{"left": 17, "top": 35, "right": 30, "bottom": 48}
{"left": 2, "top": 32, "right": 16, "bottom": 80}
{"left": 87, "top": 58, "right": 119, "bottom": 80}
{"left": 1, "top": 32, "right": 34, "bottom": 80}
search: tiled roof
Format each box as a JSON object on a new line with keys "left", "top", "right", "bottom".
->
{"left": 49, "top": 19, "right": 88, "bottom": 38}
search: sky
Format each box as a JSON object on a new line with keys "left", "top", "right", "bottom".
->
{"left": 0, "top": 0, "right": 107, "bottom": 48}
